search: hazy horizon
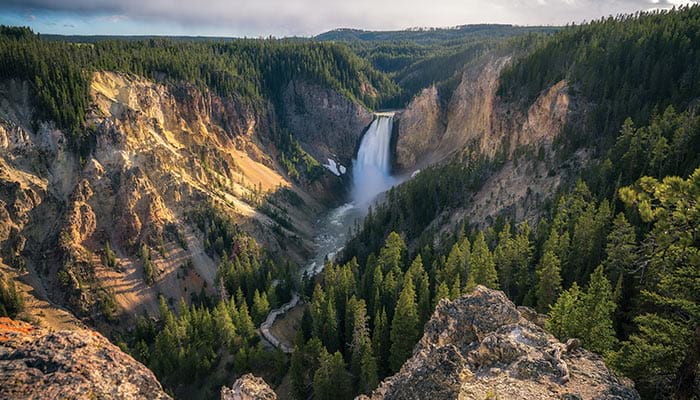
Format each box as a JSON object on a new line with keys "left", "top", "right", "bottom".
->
{"left": 0, "top": 0, "right": 697, "bottom": 38}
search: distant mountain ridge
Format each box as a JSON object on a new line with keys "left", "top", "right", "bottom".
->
{"left": 315, "top": 24, "right": 559, "bottom": 44}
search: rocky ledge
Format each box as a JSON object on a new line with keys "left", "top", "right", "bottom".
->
{"left": 359, "top": 286, "right": 639, "bottom": 400}
{"left": 0, "top": 317, "right": 171, "bottom": 400}
{"left": 221, "top": 373, "right": 278, "bottom": 400}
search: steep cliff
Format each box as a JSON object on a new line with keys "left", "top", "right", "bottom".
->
{"left": 392, "top": 53, "right": 586, "bottom": 231}
{"left": 393, "top": 85, "right": 444, "bottom": 172}
{"left": 281, "top": 80, "right": 374, "bottom": 171}
{"left": 0, "top": 317, "right": 171, "bottom": 399}
{"left": 359, "top": 286, "right": 639, "bottom": 400}
{"left": 0, "top": 71, "right": 362, "bottom": 327}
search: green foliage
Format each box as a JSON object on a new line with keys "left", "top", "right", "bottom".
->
{"left": 319, "top": 24, "right": 557, "bottom": 107}
{"left": 613, "top": 169, "right": 700, "bottom": 399}
{"left": 498, "top": 6, "right": 700, "bottom": 148}
{"left": 546, "top": 266, "right": 617, "bottom": 355}
{"left": 313, "top": 350, "right": 352, "bottom": 400}
{"left": 546, "top": 282, "right": 580, "bottom": 340}
{"left": 0, "top": 26, "right": 399, "bottom": 150}
{"left": 252, "top": 289, "right": 270, "bottom": 325}
{"left": 343, "top": 155, "right": 492, "bottom": 265}
{"left": 0, "top": 272, "right": 24, "bottom": 318}
{"left": 469, "top": 232, "right": 499, "bottom": 289}
{"left": 389, "top": 277, "right": 420, "bottom": 372}
{"left": 536, "top": 251, "right": 562, "bottom": 312}
{"left": 102, "top": 241, "right": 118, "bottom": 269}
{"left": 348, "top": 299, "right": 378, "bottom": 394}
{"left": 140, "top": 244, "right": 156, "bottom": 286}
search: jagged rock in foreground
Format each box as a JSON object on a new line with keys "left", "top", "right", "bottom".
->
{"left": 0, "top": 317, "right": 171, "bottom": 400}
{"left": 221, "top": 373, "right": 277, "bottom": 400}
{"left": 360, "top": 286, "right": 639, "bottom": 400}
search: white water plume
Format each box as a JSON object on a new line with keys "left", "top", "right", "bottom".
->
{"left": 352, "top": 112, "right": 397, "bottom": 208}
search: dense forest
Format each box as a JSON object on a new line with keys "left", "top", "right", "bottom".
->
{"left": 320, "top": 25, "right": 555, "bottom": 107}
{"left": 288, "top": 8, "right": 700, "bottom": 399}
{"left": 498, "top": 7, "right": 700, "bottom": 151}
{"left": 0, "top": 26, "right": 398, "bottom": 151}
{"left": 1, "top": 6, "right": 699, "bottom": 400}
{"left": 295, "top": 105, "right": 699, "bottom": 399}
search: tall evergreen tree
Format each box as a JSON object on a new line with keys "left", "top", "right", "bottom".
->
{"left": 469, "top": 232, "right": 499, "bottom": 289}
{"left": 389, "top": 278, "right": 419, "bottom": 372}
{"left": 536, "top": 251, "right": 562, "bottom": 312}
{"left": 349, "top": 300, "right": 378, "bottom": 394}
{"left": 313, "top": 350, "right": 352, "bottom": 400}
{"left": 378, "top": 232, "right": 406, "bottom": 274}
{"left": 603, "top": 213, "right": 638, "bottom": 285}
{"left": 577, "top": 265, "right": 617, "bottom": 354}
{"left": 371, "top": 307, "right": 389, "bottom": 377}
{"left": 614, "top": 170, "right": 700, "bottom": 399}
{"left": 546, "top": 282, "right": 581, "bottom": 340}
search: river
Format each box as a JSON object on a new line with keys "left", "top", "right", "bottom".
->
{"left": 260, "top": 112, "right": 397, "bottom": 352}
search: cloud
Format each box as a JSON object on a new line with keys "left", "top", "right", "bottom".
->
{"left": 0, "top": 0, "right": 697, "bottom": 35}
{"left": 97, "top": 14, "right": 127, "bottom": 23}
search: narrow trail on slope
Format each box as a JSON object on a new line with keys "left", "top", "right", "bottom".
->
{"left": 259, "top": 112, "right": 399, "bottom": 352}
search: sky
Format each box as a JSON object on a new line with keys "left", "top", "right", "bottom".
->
{"left": 0, "top": 0, "right": 696, "bottom": 37}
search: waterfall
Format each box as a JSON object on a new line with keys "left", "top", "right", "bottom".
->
{"left": 352, "top": 113, "right": 397, "bottom": 207}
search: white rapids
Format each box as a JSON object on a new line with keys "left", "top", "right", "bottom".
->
{"left": 262, "top": 112, "right": 401, "bottom": 352}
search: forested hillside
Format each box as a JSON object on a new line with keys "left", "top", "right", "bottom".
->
{"left": 292, "top": 7, "right": 700, "bottom": 400}
{"left": 498, "top": 7, "right": 700, "bottom": 150}
{"left": 1, "top": 6, "right": 698, "bottom": 400}
{"left": 0, "top": 26, "right": 398, "bottom": 149}
{"left": 319, "top": 24, "right": 557, "bottom": 107}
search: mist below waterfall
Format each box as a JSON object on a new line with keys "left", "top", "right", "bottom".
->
{"left": 352, "top": 113, "right": 398, "bottom": 208}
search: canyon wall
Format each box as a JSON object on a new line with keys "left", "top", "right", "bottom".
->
{"left": 0, "top": 72, "right": 363, "bottom": 327}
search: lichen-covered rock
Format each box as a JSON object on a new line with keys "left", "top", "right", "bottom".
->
{"left": 359, "top": 286, "right": 639, "bottom": 400}
{"left": 0, "top": 317, "right": 171, "bottom": 400}
{"left": 221, "top": 373, "right": 277, "bottom": 400}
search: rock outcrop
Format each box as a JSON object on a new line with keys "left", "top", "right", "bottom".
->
{"left": 281, "top": 80, "right": 373, "bottom": 168}
{"left": 394, "top": 85, "right": 444, "bottom": 172}
{"left": 221, "top": 373, "right": 277, "bottom": 400}
{"left": 0, "top": 72, "right": 337, "bottom": 325}
{"left": 359, "top": 286, "right": 639, "bottom": 400}
{"left": 0, "top": 317, "right": 171, "bottom": 399}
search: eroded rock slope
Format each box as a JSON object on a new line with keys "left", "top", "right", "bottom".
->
{"left": 360, "top": 286, "right": 639, "bottom": 400}
{"left": 0, "top": 317, "right": 171, "bottom": 400}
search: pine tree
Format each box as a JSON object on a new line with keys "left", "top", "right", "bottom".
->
{"left": 494, "top": 222, "right": 514, "bottom": 297}
{"left": 252, "top": 289, "right": 270, "bottom": 325}
{"left": 442, "top": 242, "right": 463, "bottom": 288}
{"left": 236, "top": 301, "right": 255, "bottom": 340}
{"left": 536, "top": 251, "right": 562, "bottom": 312}
{"left": 212, "top": 301, "right": 236, "bottom": 349}
{"left": 614, "top": 171, "right": 700, "bottom": 398}
{"left": 290, "top": 345, "right": 307, "bottom": 400}
{"left": 378, "top": 232, "right": 406, "bottom": 274}
{"left": 449, "top": 275, "right": 461, "bottom": 300}
{"left": 372, "top": 307, "right": 389, "bottom": 377}
{"left": 603, "top": 213, "right": 637, "bottom": 285}
{"left": 313, "top": 350, "right": 352, "bottom": 400}
{"left": 349, "top": 300, "right": 378, "bottom": 394}
{"left": 434, "top": 281, "right": 450, "bottom": 307}
{"left": 577, "top": 266, "right": 617, "bottom": 354}
{"left": 406, "top": 256, "right": 431, "bottom": 324}
{"left": 320, "top": 294, "right": 340, "bottom": 352}
{"left": 512, "top": 222, "right": 533, "bottom": 304}
{"left": 389, "top": 278, "right": 419, "bottom": 372}
{"left": 546, "top": 282, "right": 581, "bottom": 340}
{"left": 469, "top": 232, "right": 498, "bottom": 289}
